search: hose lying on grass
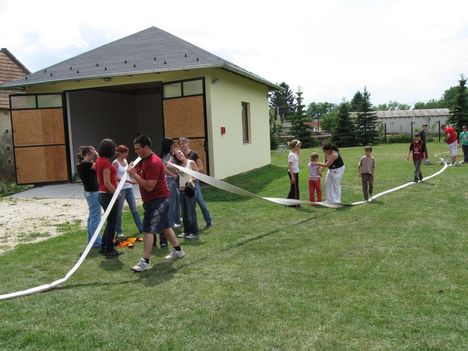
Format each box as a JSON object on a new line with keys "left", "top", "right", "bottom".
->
{"left": 0, "top": 158, "right": 450, "bottom": 301}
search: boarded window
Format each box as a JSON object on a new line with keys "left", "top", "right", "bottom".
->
{"left": 10, "top": 95, "right": 36, "bottom": 110}
{"left": 183, "top": 79, "right": 203, "bottom": 96}
{"left": 163, "top": 82, "right": 182, "bottom": 98}
{"left": 241, "top": 102, "right": 250, "bottom": 144}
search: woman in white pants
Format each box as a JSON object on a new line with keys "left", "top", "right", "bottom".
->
{"left": 315, "top": 143, "right": 345, "bottom": 204}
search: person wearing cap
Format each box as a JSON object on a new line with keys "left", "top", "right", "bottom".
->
{"left": 407, "top": 133, "right": 427, "bottom": 183}
{"left": 420, "top": 124, "right": 430, "bottom": 165}
{"left": 441, "top": 124, "right": 458, "bottom": 164}
{"left": 287, "top": 139, "right": 301, "bottom": 202}
{"left": 459, "top": 125, "right": 468, "bottom": 163}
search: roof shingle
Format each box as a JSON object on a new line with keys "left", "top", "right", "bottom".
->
{"left": 2, "top": 27, "right": 279, "bottom": 90}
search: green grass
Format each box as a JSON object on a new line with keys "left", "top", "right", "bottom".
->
{"left": 0, "top": 143, "right": 467, "bottom": 350}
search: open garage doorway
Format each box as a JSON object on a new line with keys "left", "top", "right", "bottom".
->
{"left": 66, "top": 82, "right": 163, "bottom": 174}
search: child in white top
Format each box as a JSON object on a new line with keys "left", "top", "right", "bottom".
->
{"left": 287, "top": 139, "right": 301, "bottom": 201}
{"left": 113, "top": 144, "right": 143, "bottom": 238}
{"left": 307, "top": 152, "right": 322, "bottom": 202}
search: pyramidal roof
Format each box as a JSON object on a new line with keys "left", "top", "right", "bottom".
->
{"left": 3, "top": 27, "right": 279, "bottom": 90}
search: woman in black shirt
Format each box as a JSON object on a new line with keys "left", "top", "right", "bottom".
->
{"left": 77, "top": 146, "right": 102, "bottom": 249}
{"left": 315, "top": 143, "right": 345, "bottom": 204}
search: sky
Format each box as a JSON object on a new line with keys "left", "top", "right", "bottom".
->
{"left": 1, "top": 0, "right": 468, "bottom": 106}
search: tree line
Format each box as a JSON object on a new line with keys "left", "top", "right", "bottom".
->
{"left": 269, "top": 75, "right": 468, "bottom": 148}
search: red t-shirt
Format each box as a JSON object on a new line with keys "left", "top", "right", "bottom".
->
{"left": 445, "top": 126, "right": 457, "bottom": 144}
{"left": 95, "top": 157, "right": 117, "bottom": 193}
{"left": 136, "top": 153, "right": 169, "bottom": 202}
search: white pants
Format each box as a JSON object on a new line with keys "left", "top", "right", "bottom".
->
{"left": 448, "top": 141, "right": 457, "bottom": 157}
{"left": 326, "top": 166, "right": 345, "bottom": 204}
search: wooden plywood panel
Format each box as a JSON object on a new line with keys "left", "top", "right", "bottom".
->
{"left": 163, "top": 96, "right": 205, "bottom": 138}
{"left": 15, "top": 145, "right": 69, "bottom": 184}
{"left": 187, "top": 139, "right": 207, "bottom": 174}
{"left": 12, "top": 109, "right": 65, "bottom": 146}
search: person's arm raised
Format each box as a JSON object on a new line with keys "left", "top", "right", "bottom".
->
{"left": 316, "top": 152, "right": 338, "bottom": 168}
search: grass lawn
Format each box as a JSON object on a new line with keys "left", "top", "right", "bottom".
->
{"left": 0, "top": 142, "right": 467, "bottom": 350}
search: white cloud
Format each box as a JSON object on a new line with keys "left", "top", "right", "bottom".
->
{"left": 1, "top": 0, "right": 468, "bottom": 105}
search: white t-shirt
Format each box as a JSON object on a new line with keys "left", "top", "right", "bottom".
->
{"left": 308, "top": 162, "right": 320, "bottom": 180}
{"left": 288, "top": 152, "right": 299, "bottom": 173}
{"left": 113, "top": 159, "right": 132, "bottom": 189}
{"left": 178, "top": 160, "right": 196, "bottom": 188}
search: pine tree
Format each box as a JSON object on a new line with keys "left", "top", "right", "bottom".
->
{"left": 269, "top": 82, "right": 295, "bottom": 120}
{"left": 354, "top": 87, "right": 379, "bottom": 145}
{"left": 350, "top": 90, "right": 364, "bottom": 112}
{"left": 448, "top": 75, "right": 468, "bottom": 131}
{"left": 331, "top": 102, "right": 357, "bottom": 147}
{"left": 269, "top": 107, "right": 279, "bottom": 149}
{"left": 289, "top": 88, "right": 317, "bottom": 147}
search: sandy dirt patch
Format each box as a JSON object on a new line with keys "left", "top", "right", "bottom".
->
{"left": 0, "top": 198, "right": 88, "bottom": 254}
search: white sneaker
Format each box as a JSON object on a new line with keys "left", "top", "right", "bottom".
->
{"left": 186, "top": 233, "right": 199, "bottom": 239}
{"left": 164, "top": 249, "right": 186, "bottom": 260}
{"left": 132, "top": 258, "right": 151, "bottom": 272}
{"left": 177, "top": 232, "right": 186, "bottom": 238}
{"left": 173, "top": 223, "right": 181, "bottom": 228}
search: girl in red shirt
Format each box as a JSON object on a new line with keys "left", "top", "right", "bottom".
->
{"left": 95, "top": 138, "right": 122, "bottom": 258}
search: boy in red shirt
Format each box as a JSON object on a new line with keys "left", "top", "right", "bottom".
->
{"left": 441, "top": 124, "right": 458, "bottom": 164}
{"left": 407, "top": 133, "right": 427, "bottom": 183}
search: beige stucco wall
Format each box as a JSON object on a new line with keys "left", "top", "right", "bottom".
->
{"left": 22, "top": 67, "right": 271, "bottom": 179}
{"left": 206, "top": 69, "right": 271, "bottom": 179}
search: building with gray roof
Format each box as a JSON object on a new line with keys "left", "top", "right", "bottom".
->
{"left": 2, "top": 27, "right": 279, "bottom": 184}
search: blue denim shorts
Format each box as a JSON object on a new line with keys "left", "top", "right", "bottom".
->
{"left": 143, "top": 198, "right": 170, "bottom": 234}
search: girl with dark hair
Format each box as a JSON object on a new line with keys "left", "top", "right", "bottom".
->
{"left": 76, "top": 145, "right": 102, "bottom": 249}
{"left": 161, "top": 138, "right": 181, "bottom": 231}
{"left": 314, "top": 143, "right": 345, "bottom": 204}
{"left": 287, "top": 139, "right": 301, "bottom": 201}
{"left": 179, "top": 137, "right": 212, "bottom": 228}
{"left": 173, "top": 148, "right": 199, "bottom": 239}
{"left": 113, "top": 144, "right": 143, "bottom": 239}
{"left": 95, "top": 138, "right": 122, "bottom": 258}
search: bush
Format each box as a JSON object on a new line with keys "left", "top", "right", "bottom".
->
{"left": 301, "top": 136, "right": 319, "bottom": 148}
{"left": 0, "top": 182, "right": 30, "bottom": 197}
{"left": 384, "top": 134, "right": 413, "bottom": 144}
{"left": 382, "top": 134, "right": 438, "bottom": 144}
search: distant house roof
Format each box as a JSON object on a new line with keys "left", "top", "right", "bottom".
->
{"left": 1, "top": 27, "right": 280, "bottom": 91}
{"left": 0, "top": 48, "right": 30, "bottom": 108}
{"left": 350, "top": 108, "right": 450, "bottom": 118}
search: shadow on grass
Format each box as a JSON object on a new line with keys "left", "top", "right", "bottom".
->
{"left": 58, "top": 278, "right": 138, "bottom": 291}
{"left": 175, "top": 214, "right": 324, "bottom": 271}
{"left": 134, "top": 262, "right": 177, "bottom": 288}
{"left": 203, "top": 164, "right": 287, "bottom": 203}
{"left": 99, "top": 257, "right": 124, "bottom": 271}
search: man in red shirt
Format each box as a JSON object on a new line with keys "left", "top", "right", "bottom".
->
{"left": 441, "top": 124, "right": 458, "bottom": 164}
{"left": 128, "top": 135, "right": 185, "bottom": 272}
